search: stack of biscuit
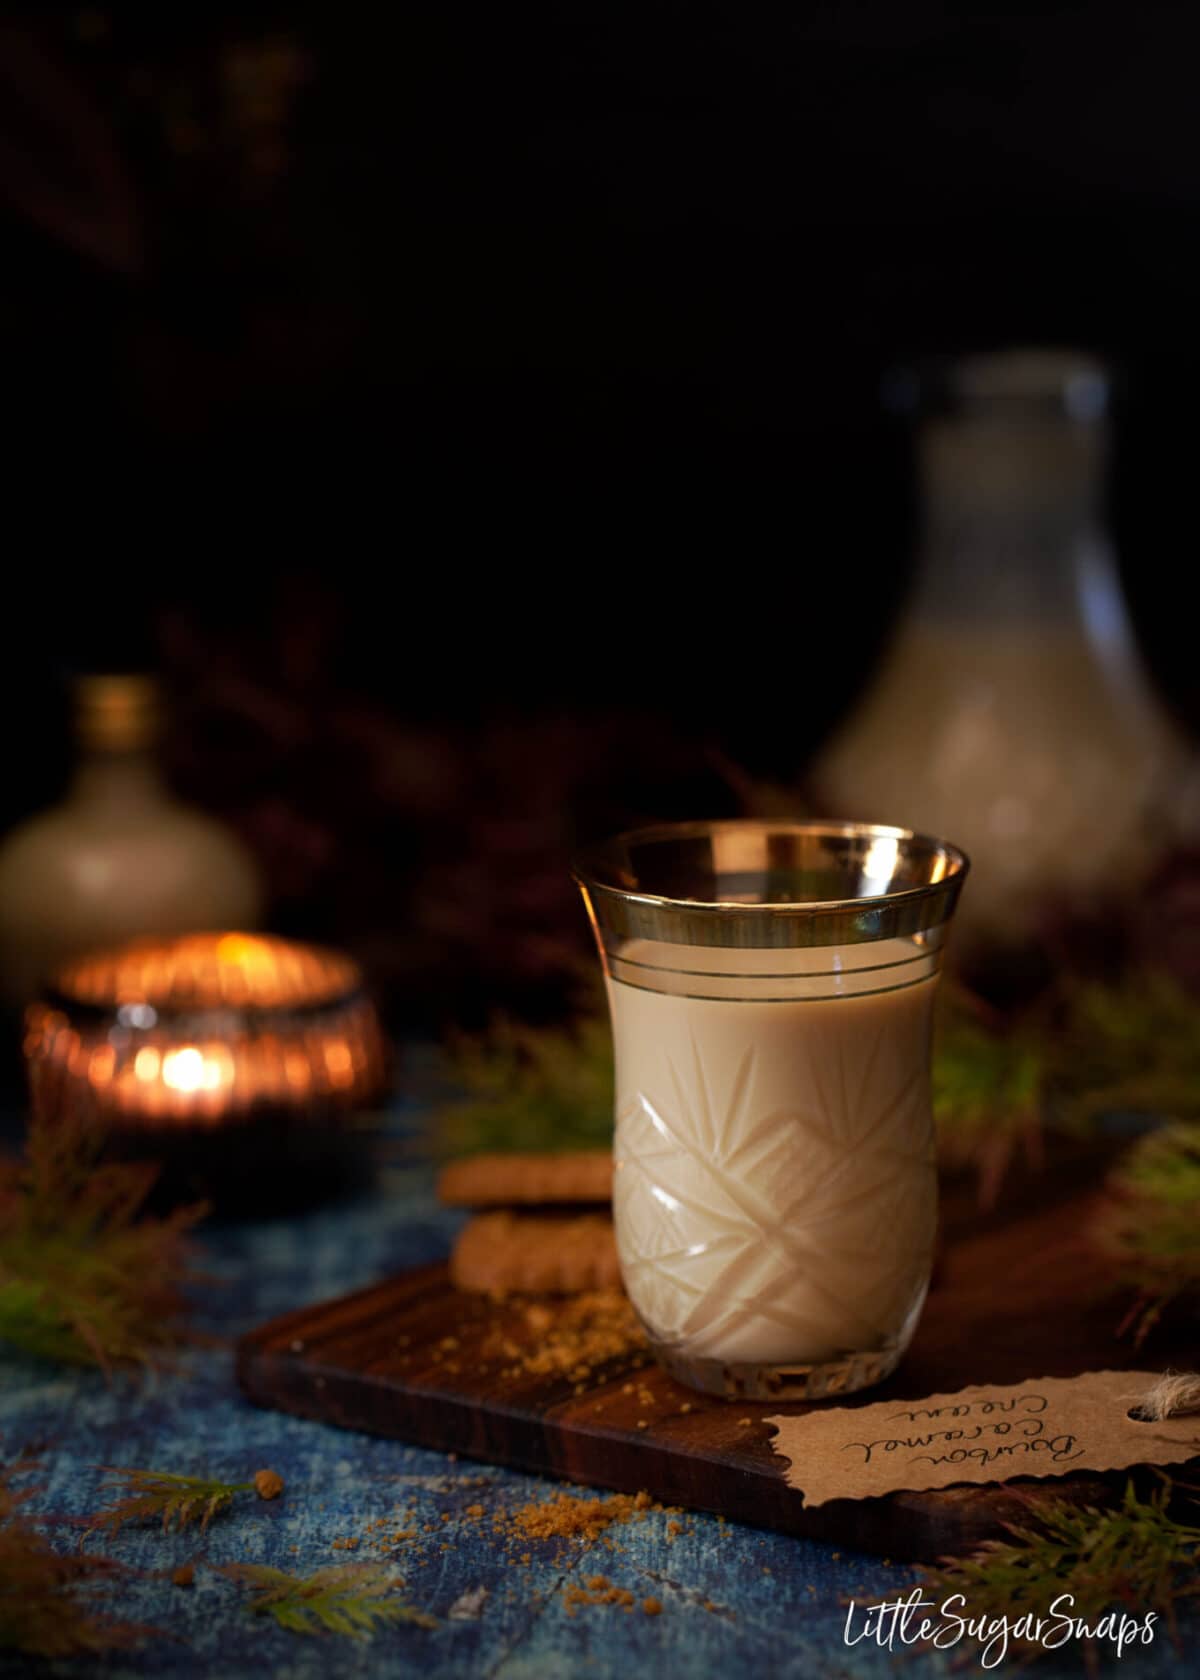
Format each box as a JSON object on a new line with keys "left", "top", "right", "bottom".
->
{"left": 438, "top": 1150, "right": 619, "bottom": 1295}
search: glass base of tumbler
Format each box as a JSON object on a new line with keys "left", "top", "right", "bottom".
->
{"left": 651, "top": 1340, "right": 904, "bottom": 1401}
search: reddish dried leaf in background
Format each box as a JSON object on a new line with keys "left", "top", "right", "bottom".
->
{"left": 0, "top": 1466, "right": 155, "bottom": 1657}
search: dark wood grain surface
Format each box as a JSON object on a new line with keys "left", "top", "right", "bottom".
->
{"left": 237, "top": 1148, "right": 1195, "bottom": 1561}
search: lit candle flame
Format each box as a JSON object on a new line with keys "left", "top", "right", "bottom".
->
{"left": 24, "top": 932, "right": 385, "bottom": 1130}
{"left": 162, "top": 1046, "right": 229, "bottom": 1094}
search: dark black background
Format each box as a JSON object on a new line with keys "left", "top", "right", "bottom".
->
{"left": 2, "top": 5, "right": 1197, "bottom": 1014}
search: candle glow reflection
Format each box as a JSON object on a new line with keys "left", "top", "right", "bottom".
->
{"left": 24, "top": 933, "right": 386, "bottom": 1130}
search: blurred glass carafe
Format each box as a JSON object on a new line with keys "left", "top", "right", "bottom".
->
{"left": 815, "top": 350, "right": 1187, "bottom": 954}
{"left": 0, "top": 675, "right": 262, "bottom": 1009}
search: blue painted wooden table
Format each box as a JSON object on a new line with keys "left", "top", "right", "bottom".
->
{"left": 0, "top": 1086, "right": 1191, "bottom": 1677}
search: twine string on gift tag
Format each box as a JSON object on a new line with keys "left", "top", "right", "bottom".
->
{"left": 1129, "top": 1371, "right": 1200, "bottom": 1422}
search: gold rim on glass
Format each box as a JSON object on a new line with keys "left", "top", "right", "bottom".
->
{"left": 573, "top": 819, "right": 969, "bottom": 948}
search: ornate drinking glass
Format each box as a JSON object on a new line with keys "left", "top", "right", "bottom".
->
{"left": 575, "top": 820, "right": 968, "bottom": 1400}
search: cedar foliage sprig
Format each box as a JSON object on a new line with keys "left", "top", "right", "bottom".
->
{"left": 932, "top": 986, "right": 1047, "bottom": 1205}
{"left": 1091, "top": 1121, "right": 1200, "bottom": 1344}
{"left": 0, "top": 1464, "right": 154, "bottom": 1657}
{"left": 84, "top": 1468, "right": 256, "bottom": 1539}
{"left": 933, "top": 971, "right": 1200, "bottom": 1199}
{"left": 0, "top": 1107, "right": 205, "bottom": 1371}
{"left": 221, "top": 1562, "right": 437, "bottom": 1639}
{"left": 1052, "top": 977, "right": 1200, "bottom": 1126}
{"left": 435, "top": 1007, "right": 614, "bottom": 1159}
{"left": 918, "top": 1479, "right": 1200, "bottom": 1659}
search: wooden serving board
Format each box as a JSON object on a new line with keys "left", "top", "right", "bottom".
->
{"left": 236, "top": 1149, "right": 1196, "bottom": 1562}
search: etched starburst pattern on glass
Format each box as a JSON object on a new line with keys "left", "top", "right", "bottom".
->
{"left": 613, "top": 999, "right": 937, "bottom": 1367}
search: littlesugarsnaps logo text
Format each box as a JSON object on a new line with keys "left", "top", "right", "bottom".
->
{"left": 843, "top": 1587, "right": 1157, "bottom": 1669}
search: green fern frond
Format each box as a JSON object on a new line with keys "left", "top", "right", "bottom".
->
{"left": 0, "top": 1109, "right": 205, "bottom": 1372}
{"left": 932, "top": 991, "right": 1046, "bottom": 1203}
{"left": 1054, "top": 976, "right": 1200, "bottom": 1125}
{"left": 222, "top": 1562, "right": 437, "bottom": 1639}
{"left": 434, "top": 1009, "right": 614, "bottom": 1158}
{"left": 919, "top": 1479, "right": 1200, "bottom": 1652}
{"left": 85, "top": 1468, "right": 254, "bottom": 1538}
{"left": 1092, "top": 1121, "right": 1200, "bottom": 1342}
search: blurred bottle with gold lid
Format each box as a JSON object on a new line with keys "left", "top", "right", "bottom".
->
{"left": 814, "top": 349, "right": 1190, "bottom": 964}
{"left": 0, "top": 674, "right": 263, "bottom": 1009}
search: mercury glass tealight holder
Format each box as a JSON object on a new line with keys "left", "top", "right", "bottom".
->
{"left": 23, "top": 932, "right": 388, "bottom": 1210}
{"left": 574, "top": 820, "right": 969, "bottom": 1401}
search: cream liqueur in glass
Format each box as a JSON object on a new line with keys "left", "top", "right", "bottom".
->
{"left": 576, "top": 821, "right": 967, "bottom": 1400}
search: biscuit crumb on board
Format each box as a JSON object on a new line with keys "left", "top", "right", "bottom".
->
{"left": 479, "top": 1291, "right": 645, "bottom": 1379}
